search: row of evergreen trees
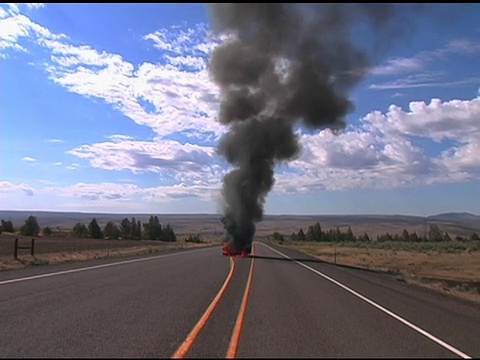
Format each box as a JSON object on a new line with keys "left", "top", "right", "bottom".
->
{"left": 4, "top": 216, "right": 479, "bottom": 243}
{"left": 0, "top": 217, "right": 40, "bottom": 237}
{"left": 285, "top": 222, "right": 479, "bottom": 243}
{"left": 0, "top": 215, "right": 177, "bottom": 242}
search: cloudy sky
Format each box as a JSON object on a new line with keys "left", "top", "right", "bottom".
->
{"left": 1, "top": 3, "right": 479, "bottom": 216}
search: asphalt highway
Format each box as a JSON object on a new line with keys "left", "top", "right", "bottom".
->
{"left": 1, "top": 242, "right": 478, "bottom": 358}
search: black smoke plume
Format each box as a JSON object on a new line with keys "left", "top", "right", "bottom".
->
{"left": 207, "top": 4, "right": 417, "bottom": 253}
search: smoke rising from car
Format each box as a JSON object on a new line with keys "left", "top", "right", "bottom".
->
{"left": 207, "top": 4, "right": 420, "bottom": 253}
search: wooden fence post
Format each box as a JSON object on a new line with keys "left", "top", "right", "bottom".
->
{"left": 13, "top": 237, "right": 36, "bottom": 259}
{"left": 14, "top": 238, "right": 18, "bottom": 259}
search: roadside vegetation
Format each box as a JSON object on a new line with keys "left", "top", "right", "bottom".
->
{"left": 269, "top": 221, "right": 480, "bottom": 304}
{"left": 0, "top": 215, "right": 179, "bottom": 241}
{"left": 0, "top": 214, "right": 215, "bottom": 271}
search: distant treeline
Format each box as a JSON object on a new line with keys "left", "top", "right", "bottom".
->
{"left": 4, "top": 216, "right": 479, "bottom": 244}
{"left": 0, "top": 215, "right": 177, "bottom": 242}
{"left": 275, "top": 222, "right": 480, "bottom": 243}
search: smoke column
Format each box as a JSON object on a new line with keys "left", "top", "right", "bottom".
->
{"left": 207, "top": 4, "right": 415, "bottom": 253}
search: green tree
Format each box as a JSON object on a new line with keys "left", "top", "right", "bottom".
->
{"left": 136, "top": 220, "right": 142, "bottom": 240}
{"left": 443, "top": 232, "right": 452, "bottom": 242}
{"left": 297, "top": 228, "right": 306, "bottom": 241}
{"left": 410, "top": 231, "right": 420, "bottom": 242}
{"left": 128, "top": 217, "right": 137, "bottom": 239}
{"left": 130, "top": 217, "right": 142, "bottom": 240}
{"left": 42, "top": 226, "right": 53, "bottom": 237}
{"left": 104, "top": 221, "right": 120, "bottom": 240}
{"left": 130, "top": 217, "right": 137, "bottom": 239}
{"left": 322, "top": 230, "right": 333, "bottom": 242}
{"left": 313, "top": 222, "right": 323, "bottom": 241}
{"left": 306, "top": 225, "right": 316, "bottom": 241}
{"left": 161, "top": 223, "right": 176, "bottom": 242}
{"left": 185, "top": 234, "right": 202, "bottom": 243}
{"left": 428, "top": 224, "right": 443, "bottom": 242}
{"left": 20, "top": 215, "right": 40, "bottom": 236}
{"left": 144, "top": 215, "right": 162, "bottom": 240}
{"left": 88, "top": 218, "right": 103, "bottom": 239}
{"left": 120, "top": 218, "right": 131, "bottom": 239}
{"left": 72, "top": 222, "right": 88, "bottom": 238}
{"left": 345, "top": 226, "right": 355, "bottom": 242}
{"left": 1, "top": 219, "right": 15, "bottom": 233}
{"left": 272, "top": 231, "right": 284, "bottom": 242}
{"left": 306, "top": 222, "right": 323, "bottom": 241}
{"left": 333, "top": 227, "right": 342, "bottom": 242}
{"left": 360, "top": 233, "right": 370, "bottom": 242}
{"left": 377, "top": 232, "right": 393, "bottom": 242}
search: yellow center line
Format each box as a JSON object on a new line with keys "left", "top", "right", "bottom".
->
{"left": 225, "top": 244, "right": 256, "bottom": 359}
{"left": 171, "top": 256, "right": 236, "bottom": 358}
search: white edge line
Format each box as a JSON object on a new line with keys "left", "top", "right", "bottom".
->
{"left": 260, "top": 242, "right": 472, "bottom": 359}
{"left": 0, "top": 247, "right": 213, "bottom": 286}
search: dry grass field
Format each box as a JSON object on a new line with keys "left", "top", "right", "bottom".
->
{"left": 0, "top": 233, "right": 221, "bottom": 271}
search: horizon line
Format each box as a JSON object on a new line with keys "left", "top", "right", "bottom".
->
{"left": 0, "top": 209, "right": 478, "bottom": 218}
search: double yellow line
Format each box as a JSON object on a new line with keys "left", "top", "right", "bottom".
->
{"left": 226, "top": 251, "right": 255, "bottom": 358}
{"left": 171, "top": 246, "right": 256, "bottom": 359}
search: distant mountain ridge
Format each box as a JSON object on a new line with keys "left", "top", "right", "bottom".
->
{"left": 427, "top": 212, "right": 480, "bottom": 220}
{"left": 0, "top": 210, "right": 478, "bottom": 238}
{"left": 0, "top": 210, "right": 478, "bottom": 224}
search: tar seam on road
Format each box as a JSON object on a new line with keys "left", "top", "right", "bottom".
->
{"left": 261, "top": 242, "right": 472, "bottom": 359}
{"left": 226, "top": 244, "right": 256, "bottom": 358}
{"left": 171, "top": 256, "right": 236, "bottom": 358}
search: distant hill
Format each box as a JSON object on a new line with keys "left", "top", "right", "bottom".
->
{"left": 0, "top": 210, "right": 478, "bottom": 238}
{"left": 427, "top": 212, "right": 480, "bottom": 221}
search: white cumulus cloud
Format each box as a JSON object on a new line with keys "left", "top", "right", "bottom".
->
{"left": 22, "top": 156, "right": 37, "bottom": 162}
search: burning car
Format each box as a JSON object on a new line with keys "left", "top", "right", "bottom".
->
{"left": 222, "top": 241, "right": 251, "bottom": 257}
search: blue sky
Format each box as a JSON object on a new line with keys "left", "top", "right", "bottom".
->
{"left": 1, "top": 3, "right": 479, "bottom": 216}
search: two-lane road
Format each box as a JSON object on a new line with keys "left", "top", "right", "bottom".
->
{"left": 1, "top": 242, "right": 478, "bottom": 358}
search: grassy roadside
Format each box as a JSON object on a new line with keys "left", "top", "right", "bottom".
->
{"left": 272, "top": 240, "right": 480, "bottom": 305}
{"left": 0, "top": 241, "right": 219, "bottom": 271}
